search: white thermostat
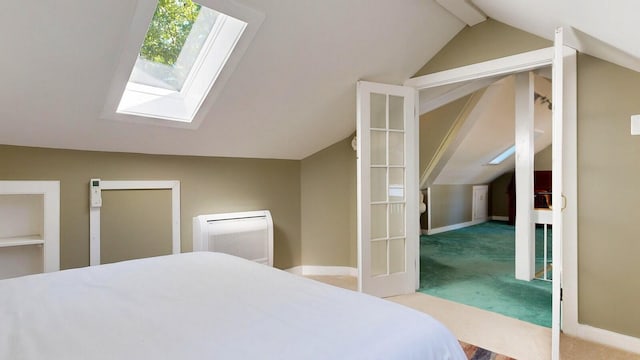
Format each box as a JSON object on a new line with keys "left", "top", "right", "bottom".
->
{"left": 90, "top": 178, "right": 102, "bottom": 207}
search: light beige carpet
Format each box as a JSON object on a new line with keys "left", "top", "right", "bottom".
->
{"left": 306, "top": 275, "right": 640, "bottom": 360}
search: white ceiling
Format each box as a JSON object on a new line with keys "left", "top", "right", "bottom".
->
{"left": 471, "top": 0, "right": 640, "bottom": 72}
{"left": 0, "top": 0, "right": 463, "bottom": 160}
{"left": 0, "top": 1, "right": 638, "bottom": 160}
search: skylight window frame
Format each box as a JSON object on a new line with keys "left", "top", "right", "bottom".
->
{"left": 101, "top": 0, "right": 264, "bottom": 129}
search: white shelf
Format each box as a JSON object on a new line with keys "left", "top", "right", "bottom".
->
{"left": 0, "top": 235, "right": 45, "bottom": 248}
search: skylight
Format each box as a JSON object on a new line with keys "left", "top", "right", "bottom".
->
{"left": 487, "top": 130, "right": 544, "bottom": 165}
{"left": 488, "top": 145, "right": 516, "bottom": 165}
{"left": 102, "top": 0, "right": 264, "bottom": 128}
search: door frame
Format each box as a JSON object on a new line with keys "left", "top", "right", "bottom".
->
{"left": 89, "top": 180, "right": 181, "bottom": 266}
{"left": 404, "top": 41, "right": 577, "bottom": 360}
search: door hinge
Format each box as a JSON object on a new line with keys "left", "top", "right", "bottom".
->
{"left": 560, "top": 288, "right": 563, "bottom": 301}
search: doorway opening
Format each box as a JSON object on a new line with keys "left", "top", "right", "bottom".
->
{"left": 418, "top": 73, "right": 554, "bottom": 327}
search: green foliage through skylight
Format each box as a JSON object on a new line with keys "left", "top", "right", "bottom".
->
{"left": 140, "top": 0, "right": 202, "bottom": 66}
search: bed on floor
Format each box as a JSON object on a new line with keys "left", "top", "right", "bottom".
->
{"left": 0, "top": 252, "right": 464, "bottom": 359}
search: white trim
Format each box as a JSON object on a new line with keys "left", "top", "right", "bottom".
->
{"left": 426, "top": 187, "right": 432, "bottom": 230}
{"left": 491, "top": 216, "right": 509, "bottom": 221}
{"left": 426, "top": 218, "right": 487, "bottom": 235}
{"left": 514, "top": 71, "right": 535, "bottom": 281}
{"left": 0, "top": 181, "right": 60, "bottom": 273}
{"left": 285, "top": 266, "right": 358, "bottom": 277}
{"left": 565, "top": 324, "right": 640, "bottom": 355}
{"left": 89, "top": 180, "right": 180, "bottom": 266}
{"left": 404, "top": 47, "right": 554, "bottom": 90}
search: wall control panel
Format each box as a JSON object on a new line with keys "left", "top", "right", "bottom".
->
{"left": 90, "top": 178, "right": 102, "bottom": 208}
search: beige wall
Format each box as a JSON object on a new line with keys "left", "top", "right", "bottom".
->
{"left": 101, "top": 189, "right": 172, "bottom": 264}
{"left": 414, "top": 19, "right": 551, "bottom": 76}
{"left": 300, "top": 136, "right": 357, "bottom": 267}
{"left": 534, "top": 145, "right": 552, "bottom": 171}
{"left": 0, "top": 145, "right": 301, "bottom": 270}
{"left": 418, "top": 19, "right": 640, "bottom": 339}
{"left": 430, "top": 185, "right": 473, "bottom": 228}
{"left": 576, "top": 54, "right": 640, "bottom": 337}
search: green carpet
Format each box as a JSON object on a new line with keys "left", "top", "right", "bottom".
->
{"left": 419, "top": 221, "right": 552, "bottom": 327}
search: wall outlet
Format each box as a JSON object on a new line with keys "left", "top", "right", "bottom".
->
{"left": 632, "top": 114, "right": 640, "bottom": 135}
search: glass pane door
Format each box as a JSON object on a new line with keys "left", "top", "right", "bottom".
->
{"left": 357, "top": 81, "right": 417, "bottom": 297}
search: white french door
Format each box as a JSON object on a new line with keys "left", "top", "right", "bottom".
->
{"left": 356, "top": 81, "right": 419, "bottom": 298}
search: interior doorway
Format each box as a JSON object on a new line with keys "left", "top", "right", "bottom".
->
{"left": 417, "top": 72, "right": 554, "bottom": 327}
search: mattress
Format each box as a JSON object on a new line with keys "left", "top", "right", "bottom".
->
{"left": 0, "top": 252, "right": 465, "bottom": 359}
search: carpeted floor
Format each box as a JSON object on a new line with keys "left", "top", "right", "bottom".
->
{"left": 419, "top": 221, "right": 552, "bottom": 327}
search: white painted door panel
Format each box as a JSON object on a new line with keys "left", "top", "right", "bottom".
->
{"left": 357, "top": 81, "right": 418, "bottom": 297}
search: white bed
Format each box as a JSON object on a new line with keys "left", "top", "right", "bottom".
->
{"left": 0, "top": 252, "right": 465, "bottom": 359}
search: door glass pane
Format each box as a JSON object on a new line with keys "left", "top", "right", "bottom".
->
{"left": 389, "top": 238, "right": 405, "bottom": 274}
{"left": 370, "top": 130, "right": 387, "bottom": 166}
{"left": 371, "top": 168, "right": 387, "bottom": 202}
{"left": 388, "top": 168, "right": 404, "bottom": 201}
{"left": 371, "top": 204, "right": 387, "bottom": 239}
{"left": 389, "top": 132, "right": 404, "bottom": 166}
{"left": 389, "top": 95, "right": 404, "bottom": 130}
{"left": 389, "top": 204, "right": 405, "bottom": 237}
{"left": 371, "top": 240, "right": 388, "bottom": 276}
{"left": 370, "top": 93, "right": 386, "bottom": 129}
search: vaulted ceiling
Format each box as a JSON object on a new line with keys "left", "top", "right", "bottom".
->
{"left": 0, "top": 1, "right": 638, "bottom": 160}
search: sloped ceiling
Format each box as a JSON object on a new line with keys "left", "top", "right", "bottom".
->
{"left": 2, "top": 1, "right": 639, "bottom": 161}
{"left": 432, "top": 75, "right": 553, "bottom": 185}
{"left": 0, "top": 0, "right": 463, "bottom": 160}
{"left": 471, "top": 0, "right": 640, "bottom": 72}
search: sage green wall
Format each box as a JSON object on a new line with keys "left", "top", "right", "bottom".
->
{"left": 0, "top": 145, "right": 301, "bottom": 270}
{"left": 430, "top": 185, "right": 473, "bottom": 228}
{"left": 300, "top": 136, "right": 357, "bottom": 267}
{"left": 101, "top": 189, "right": 172, "bottom": 264}
{"left": 534, "top": 145, "right": 552, "bottom": 171}
{"left": 420, "top": 19, "right": 640, "bottom": 338}
{"left": 414, "top": 19, "right": 551, "bottom": 76}
{"left": 576, "top": 54, "right": 640, "bottom": 337}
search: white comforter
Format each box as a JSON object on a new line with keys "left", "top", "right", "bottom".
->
{"left": 0, "top": 252, "right": 465, "bottom": 359}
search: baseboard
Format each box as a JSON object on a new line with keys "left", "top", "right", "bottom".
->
{"left": 421, "top": 229, "right": 429, "bottom": 235}
{"left": 491, "top": 216, "right": 508, "bottom": 221}
{"left": 285, "top": 265, "right": 358, "bottom": 277}
{"left": 427, "top": 218, "right": 487, "bottom": 235}
{"left": 565, "top": 322, "right": 640, "bottom": 355}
